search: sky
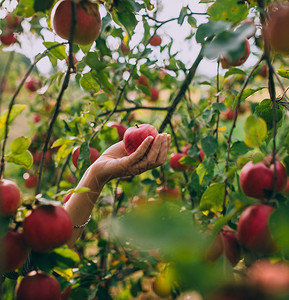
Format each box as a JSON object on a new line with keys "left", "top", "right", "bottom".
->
{"left": 0, "top": 0, "right": 259, "bottom": 78}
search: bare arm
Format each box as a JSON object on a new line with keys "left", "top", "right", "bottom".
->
{"left": 64, "top": 133, "right": 170, "bottom": 247}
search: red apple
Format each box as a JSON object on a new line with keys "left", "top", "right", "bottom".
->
{"left": 156, "top": 185, "right": 181, "bottom": 201}
{"left": 6, "top": 13, "right": 21, "bottom": 29}
{"left": 61, "top": 285, "right": 72, "bottom": 300}
{"left": 137, "top": 75, "right": 149, "bottom": 87}
{"left": 265, "top": 5, "right": 289, "bottom": 53}
{"left": 120, "top": 42, "right": 130, "bottom": 54}
{"left": 0, "top": 230, "right": 29, "bottom": 273}
{"left": 149, "top": 88, "right": 159, "bottom": 101}
{"left": 150, "top": 35, "right": 162, "bottom": 46}
{"left": 51, "top": 0, "right": 102, "bottom": 45}
{"left": 237, "top": 204, "right": 277, "bottom": 254}
{"left": 0, "top": 179, "right": 21, "bottom": 217}
{"left": 220, "top": 39, "right": 250, "bottom": 68}
{"left": 0, "top": 32, "right": 17, "bottom": 46}
{"left": 15, "top": 271, "right": 61, "bottom": 300}
{"left": 23, "top": 204, "right": 73, "bottom": 253}
{"left": 33, "top": 150, "right": 51, "bottom": 164}
{"left": 206, "top": 226, "right": 241, "bottom": 267}
{"left": 33, "top": 113, "right": 41, "bottom": 123}
{"left": 123, "top": 124, "right": 158, "bottom": 155}
{"left": 25, "top": 77, "right": 42, "bottom": 92}
{"left": 71, "top": 146, "right": 100, "bottom": 169}
{"left": 107, "top": 122, "right": 128, "bottom": 140}
{"left": 24, "top": 174, "right": 38, "bottom": 189}
{"left": 222, "top": 108, "right": 235, "bottom": 120}
{"left": 248, "top": 259, "right": 289, "bottom": 294}
{"left": 240, "top": 160, "right": 287, "bottom": 199}
{"left": 169, "top": 153, "right": 189, "bottom": 171}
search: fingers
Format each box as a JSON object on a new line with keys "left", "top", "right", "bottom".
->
{"left": 128, "top": 136, "right": 154, "bottom": 163}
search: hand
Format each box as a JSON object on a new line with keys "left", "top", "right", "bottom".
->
{"left": 91, "top": 133, "right": 171, "bottom": 184}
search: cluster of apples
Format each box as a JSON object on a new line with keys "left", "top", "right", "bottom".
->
{"left": 0, "top": 13, "right": 21, "bottom": 46}
{"left": 0, "top": 177, "right": 74, "bottom": 299}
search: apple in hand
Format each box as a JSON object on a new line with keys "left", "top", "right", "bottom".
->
{"left": 123, "top": 124, "right": 158, "bottom": 155}
{"left": 15, "top": 271, "right": 61, "bottom": 300}
{"left": 0, "top": 230, "right": 29, "bottom": 273}
{"left": 23, "top": 204, "right": 73, "bottom": 252}
{"left": 169, "top": 153, "right": 189, "bottom": 171}
{"left": 150, "top": 35, "right": 162, "bottom": 46}
{"left": 237, "top": 204, "right": 277, "bottom": 254}
{"left": 107, "top": 122, "right": 128, "bottom": 140}
{"left": 240, "top": 160, "right": 287, "bottom": 199}
{"left": 220, "top": 39, "right": 250, "bottom": 68}
{"left": 51, "top": 0, "right": 102, "bottom": 45}
{"left": 0, "top": 179, "right": 21, "bottom": 217}
{"left": 72, "top": 146, "right": 100, "bottom": 169}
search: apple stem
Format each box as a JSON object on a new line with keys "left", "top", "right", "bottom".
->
{"left": 135, "top": 123, "right": 139, "bottom": 128}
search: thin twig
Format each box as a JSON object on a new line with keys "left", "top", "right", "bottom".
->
{"left": 35, "top": 1, "right": 77, "bottom": 195}
{"left": 0, "top": 42, "right": 67, "bottom": 179}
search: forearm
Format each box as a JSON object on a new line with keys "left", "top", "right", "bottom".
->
{"left": 64, "top": 162, "right": 107, "bottom": 247}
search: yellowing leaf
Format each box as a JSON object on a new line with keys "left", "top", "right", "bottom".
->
{"left": 244, "top": 115, "right": 267, "bottom": 148}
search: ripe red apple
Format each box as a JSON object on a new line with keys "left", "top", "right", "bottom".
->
{"left": 6, "top": 13, "right": 21, "bottom": 29}
{"left": 240, "top": 160, "right": 287, "bottom": 199}
{"left": 0, "top": 230, "right": 29, "bottom": 273}
{"left": 149, "top": 88, "right": 159, "bottom": 101}
{"left": 23, "top": 204, "right": 73, "bottom": 253}
{"left": 150, "top": 35, "right": 162, "bottom": 46}
{"left": 24, "top": 174, "right": 38, "bottom": 189}
{"left": 25, "top": 77, "right": 42, "bottom": 92}
{"left": 0, "top": 179, "right": 21, "bottom": 217}
{"left": 220, "top": 39, "right": 250, "bottom": 68}
{"left": 51, "top": 0, "right": 102, "bottom": 45}
{"left": 33, "top": 113, "right": 41, "bottom": 123}
{"left": 120, "top": 42, "right": 130, "bottom": 54}
{"left": 237, "top": 204, "right": 277, "bottom": 254}
{"left": 33, "top": 150, "right": 51, "bottom": 164}
{"left": 265, "top": 5, "right": 289, "bottom": 53}
{"left": 123, "top": 124, "right": 158, "bottom": 155}
{"left": 206, "top": 226, "right": 241, "bottom": 267}
{"left": 156, "top": 185, "right": 181, "bottom": 201}
{"left": 71, "top": 146, "right": 100, "bottom": 169}
{"left": 107, "top": 122, "right": 128, "bottom": 140}
{"left": 15, "top": 271, "right": 61, "bottom": 300}
{"left": 248, "top": 259, "right": 289, "bottom": 294}
{"left": 137, "top": 75, "right": 149, "bottom": 87}
{"left": 169, "top": 153, "right": 190, "bottom": 171}
{"left": 0, "top": 32, "right": 17, "bottom": 46}
{"left": 181, "top": 144, "right": 204, "bottom": 162}
{"left": 222, "top": 108, "right": 235, "bottom": 120}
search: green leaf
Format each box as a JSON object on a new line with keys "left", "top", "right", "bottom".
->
{"left": 230, "top": 141, "right": 252, "bottom": 156}
{"left": 10, "top": 136, "right": 30, "bottom": 154}
{"left": 187, "top": 15, "right": 197, "bottom": 28}
{"left": 224, "top": 68, "right": 246, "bottom": 78}
{"left": 196, "top": 159, "right": 215, "bottom": 186}
{"left": 178, "top": 7, "right": 187, "bottom": 25}
{"left": 43, "top": 42, "right": 67, "bottom": 60}
{"left": 80, "top": 72, "right": 100, "bottom": 93}
{"left": 16, "top": 0, "right": 35, "bottom": 17}
{"left": 196, "top": 21, "right": 229, "bottom": 44}
{"left": 269, "top": 204, "right": 289, "bottom": 255}
{"left": 34, "top": 0, "right": 54, "bottom": 12}
{"left": 95, "top": 71, "right": 114, "bottom": 94}
{"left": 233, "top": 87, "right": 265, "bottom": 108}
{"left": 199, "top": 183, "right": 225, "bottom": 213}
{"left": 277, "top": 69, "right": 289, "bottom": 79}
{"left": 201, "top": 135, "right": 218, "bottom": 156}
{"left": 84, "top": 52, "right": 107, "bottom": 71}
{"left": 244, "top": 115, "right": 267, "bottom": 148}
{"left": 207, "top": 0, "right": 248, "bottom": 25}
{"left": 255, "top": 99, "right": 283, "bottom": 130}
{"left": 212, "top": 102, "right": 227, "bottom": 112}
{"left": 6, "top": 150, "right": 33, "bottom": 169}
{"left": 0, "top": 105, "right": 26, "bottom": 141}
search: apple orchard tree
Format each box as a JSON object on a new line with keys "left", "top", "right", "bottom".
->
{"left": 1, "top": 0, "right": 289, "bottom": 299}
